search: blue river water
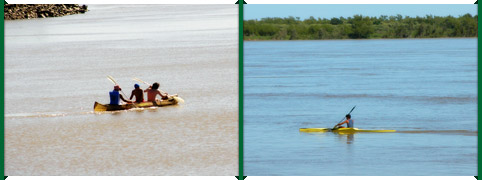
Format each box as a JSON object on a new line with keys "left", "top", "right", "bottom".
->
{"left": 244, "top": 38, "right": 477, "bottom": 175}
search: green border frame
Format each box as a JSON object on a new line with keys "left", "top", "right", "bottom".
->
{"left": 238, "top": 1, "right": 245, "bottom": 179}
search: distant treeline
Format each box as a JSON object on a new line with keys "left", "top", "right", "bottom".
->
{"left": 244, "top": 14, "right": 478, "bottom": 40}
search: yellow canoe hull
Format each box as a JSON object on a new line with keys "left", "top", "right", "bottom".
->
{"left": 94, "top": 95, "right": 181, "bottom": 112}
{"left": 299, "top": 128, "right": 396, "bottom": 133}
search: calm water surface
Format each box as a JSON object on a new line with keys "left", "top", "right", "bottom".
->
{"left": 5, "top": 5, "right": 238, "bottom": 175}
{"left": 244, "top": 38, "right": 477, "bottom": 175}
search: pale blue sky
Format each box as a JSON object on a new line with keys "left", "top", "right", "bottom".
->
{"left": 244, "top": 4, "right": 477, "bottom": 20}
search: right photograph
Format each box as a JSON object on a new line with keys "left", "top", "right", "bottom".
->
{"left": 243, "top": 4, "right": 477, "bottom": 175}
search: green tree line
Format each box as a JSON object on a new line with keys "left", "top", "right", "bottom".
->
{"left": 244, "top": 14, "right": 478, "bottom": 40}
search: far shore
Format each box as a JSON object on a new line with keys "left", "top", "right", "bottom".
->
{"left": 244, "top": 14, "right": 477, "bottom": 42}
{"left": 244, "top": 37, "right": 477, "bottom": 41}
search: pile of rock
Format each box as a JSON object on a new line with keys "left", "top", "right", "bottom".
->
{"left": 4, "top": 4, "right": 88, "bottom": 20}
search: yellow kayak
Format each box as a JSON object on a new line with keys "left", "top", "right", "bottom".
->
{"left": 299, "top": 128, "right": 396, "bottom": 133}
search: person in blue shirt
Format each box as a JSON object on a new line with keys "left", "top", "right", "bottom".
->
{"left": 336, "top": 114, "right": 354, "bottom": 128}
{"left": 109, "top": 85, "right": 131, "bottom": 105}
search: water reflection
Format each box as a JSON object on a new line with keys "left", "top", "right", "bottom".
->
{"left": 334, "top": 133, "right": 355, "bottom": 144}
{"left": 300, "top": 131, "right": 355, "bottom": 144}
{"left": 346, "top": 134, "right": 354, "bottom": 144}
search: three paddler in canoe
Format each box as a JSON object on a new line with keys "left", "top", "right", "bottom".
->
{"left": 111, "top": 82, "right": 169, "bottom": 105}
{"left": 94, "top": 76, "right": 182, "bottom": 112}
{"left": 299, "top": 106, "right": 396, "bottom": 133}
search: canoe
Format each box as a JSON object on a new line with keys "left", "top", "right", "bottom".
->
{"left": 299, "top": 128, "right": 396, "bottom": 133}
{"left": 94, "top": 95, "right": 181, "bottom": 112}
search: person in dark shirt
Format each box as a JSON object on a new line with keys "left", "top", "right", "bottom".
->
{"left": 129, "top": 84, "right": 144, "bottom": 103}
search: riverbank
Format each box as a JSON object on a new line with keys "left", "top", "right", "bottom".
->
{"left": 4, "top": 4, "right": 88, "bottom": 20}
{"left": 244, "top": 14, "right": 478, "bottom": 40}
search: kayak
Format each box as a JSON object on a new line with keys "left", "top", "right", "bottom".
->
{"left": 94, "top": 95, "right": 181, "bottom": 112}
{"left": 299, "top": 128, "right": 396, "bottom": 133}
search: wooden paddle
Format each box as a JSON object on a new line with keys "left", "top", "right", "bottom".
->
{"left": 333, "top": 105, "right": 356, "bottom": 129}
{"left": 133, "top": 77, "right": 151, "bottom": 86}
{"left": 107, "top": 75, "right": 138, "bottom": 108}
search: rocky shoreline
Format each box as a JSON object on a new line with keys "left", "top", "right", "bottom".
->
{"left": 4, "top": 4, "right": 88, "bottom": 20}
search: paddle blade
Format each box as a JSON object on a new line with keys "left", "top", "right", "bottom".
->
{"left": 107, "top": 75, "right": 118, "bottom": 85}
{"left": 133, "top": 77, "right": 150, "bottom": 85}
{"left": 348, "top": 105, "right": 356, "bottom": 114}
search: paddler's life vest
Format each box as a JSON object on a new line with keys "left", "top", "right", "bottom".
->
{"left": 109, "top": 90, "right": 120, "bottom": 105}
{"left": 347, "top": 119, "right": 354, "bottom": 128}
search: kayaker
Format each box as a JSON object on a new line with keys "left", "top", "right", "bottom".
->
{"left": 109, "top": 85, "right": 132, "bottom": 105}
{"left": 129, "top": 84, "right": 144, "bottom": 103}
{"left": 336, "top": 114, "right": 354, "bottom": 128}
{"left": 144, "top": 82, "right": 169, "bottom": 102}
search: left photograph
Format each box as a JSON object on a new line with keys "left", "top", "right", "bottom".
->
{"left": 4, "top": 4, "right": 238, "bottom": 175}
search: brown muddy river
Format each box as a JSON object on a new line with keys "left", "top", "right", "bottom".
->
{"left": 5, "top": 4, "right": 238, "bottom": 175}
